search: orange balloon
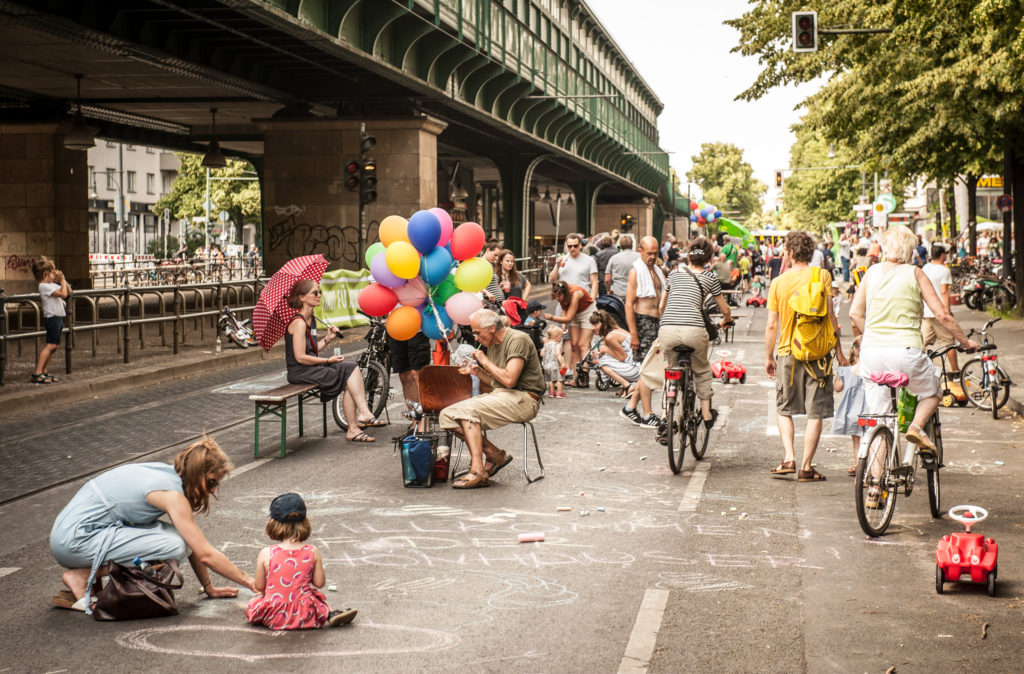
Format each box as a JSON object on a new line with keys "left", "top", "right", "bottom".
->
{"left": 379, "top": 215, "right": 410, "bottom": 247}
{"left": 385, "top": 305, "right": 422, "bottom": 341}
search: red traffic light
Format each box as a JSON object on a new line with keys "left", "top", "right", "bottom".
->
{"left": 345, "top": 160, "right": 360, "bottom": 191}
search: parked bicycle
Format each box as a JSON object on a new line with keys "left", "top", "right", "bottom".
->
{"left": 959, "top": 317, "right": 1011, "bottom": 419}
{"left": 332, "top": 311, "right": 391, "bottom": 431}
{"left": 218, "top": 306, "right": 257, "bottom": 348}
{"left": 854, "top": 344, "right": 986, "bottom": 537}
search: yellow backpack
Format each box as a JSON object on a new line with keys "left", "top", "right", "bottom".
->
{"left": 788, "top": 267, "right": 836, "bottom": 384}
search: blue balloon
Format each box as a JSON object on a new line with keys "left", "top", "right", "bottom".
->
{"left": 421, "top": 304, "right": 452, "bottom": 340}
{"left": 699, "top": 207, "right": 709, "bottom": 218}
{"left": 407, "top": 210, "right": 442, "bottom": 254}
{"left": 420, "top": 246, "right": 454, "bottom": 285}
{"left": 714, "top": 210, "right": 722, "bottom": 219}
{"left": 689, "top": 214, "right": 698, "bottom": 222}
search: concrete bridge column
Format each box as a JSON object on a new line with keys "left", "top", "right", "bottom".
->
{"left": 255, "top": 115, "right": 447, "bottom": 274}
{"left": 0, "top": 123, "right": 89, "bottom": 294}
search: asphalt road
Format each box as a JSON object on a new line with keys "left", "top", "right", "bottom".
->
{"left": 1, "top": 308, "right": 1023, "bottom": 673}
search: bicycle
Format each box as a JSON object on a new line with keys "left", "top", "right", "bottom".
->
{"left": 332, "top": 311, "right": 391, "bottom": 431}
{"left": 662, "top": 344, "right": 712, "bottom": 474}
{"left": 854, "top": 344, "right": 987, "bottom": 537}
{"left": 218, "top": 306, "right": 257, "bottom": 348}
{"left": 959, "top": 318, "right": 1011, "bottom": 419}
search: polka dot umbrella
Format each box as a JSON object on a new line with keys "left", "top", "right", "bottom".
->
{"left": 252, "top": 254, "right": 330, "bottom": 352}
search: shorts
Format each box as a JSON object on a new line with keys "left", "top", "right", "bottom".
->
{"left": 859, "top": 345, "right": 940, "bottom": 414}
{"left": 921, "top": 317, "right": 953, "bottom": 348}
{"left": 44, "top": 316, "right": 63, "bottom": 345}
{"left": 775, "top": 353, "right": 834, "bottom": 419}
{"left": 634, "top": 314, "right": 660, "bottom": 361}
{"left": 439, "top": 388, "right": 540, "bottom": 431}
{"left": 569, "top": 302, "right": 597, "bottom": 329}
{"left": 389, "top": 332, "right": 431, "bottom": 373}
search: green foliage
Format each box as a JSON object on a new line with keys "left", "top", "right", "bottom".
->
{"left": 154, "top": 154, "right": 262, "bottom": 245}
{"left": 147, "top": 235, "right": 179, "bottom": 258}
{"left": 685, "top": 142, "right": 766, "bottom": 220}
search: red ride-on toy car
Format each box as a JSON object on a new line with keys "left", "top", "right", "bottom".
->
{"left": 936, "top": 505, "right": 999, "bottom": 596}
{"left": 746, "top": 296, "right": 766, "bottom": 307}
{"left": 711, "top": 360, "right": 746, "bottom": 384}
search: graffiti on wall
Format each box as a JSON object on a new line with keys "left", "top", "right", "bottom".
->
{"left": 267, "top": 205, "right": 380, "bottom": 265}
{"left": 5, "top": 255, "right": 33, "bottom": 274}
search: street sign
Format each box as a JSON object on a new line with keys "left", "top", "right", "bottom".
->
{"left": 996, "top": 194, "right": 1013, "bottom": 213}
{"left": 219, "top": 210, "right": 230, "bottom": 222}
{"left": 163, "top": 208, "right": 170, "bottom": 221}
{"left": 874, "top": 193, "right": 897, "bottom": 214}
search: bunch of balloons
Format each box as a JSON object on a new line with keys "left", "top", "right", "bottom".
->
{"left": 688, "top": 200, "right": 722, "bottom": 228}
{"left": 356, "top": 208, "right": 493, "bottom": 341}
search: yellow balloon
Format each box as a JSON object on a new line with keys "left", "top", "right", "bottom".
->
{"left": 385, "top": 240, "right": 421, "bottom": 279}
{"left": 453, "top": 256, "right": 494, "bottom": 293}
{"left": 385, "top": 305, "right": 422, "bottom": 341}
{"left": 379, "top": 215, "right": 410, "bottom": 247}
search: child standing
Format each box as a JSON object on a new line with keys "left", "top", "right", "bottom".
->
{"left": 833, "top": 338, "right": 866, "bottom": 476}
{"left": 247, "top": 493, "right": 356, "bottom": 630}
{"left": 31, "top": 256, "right": 70, "bottom": 384}
{"left": 541, "top": 325, "right": 567, "bottom": 398}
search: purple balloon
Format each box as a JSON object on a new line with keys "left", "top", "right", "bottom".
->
{"left": 370, "top": 251, "right": 405, "bottom": 288}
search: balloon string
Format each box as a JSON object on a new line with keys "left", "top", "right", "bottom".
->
{"left": 425, "top": 293, "right": 455, "bottom": 354}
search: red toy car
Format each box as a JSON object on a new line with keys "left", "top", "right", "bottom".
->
{"left": 936, "top": 505, "right": 998, "bottom": 596}
{"left": 746, "top": 296, "right": 766, "bottom": 307}
{"left": 711, "top": 360, "right": 746, "bottom": 384}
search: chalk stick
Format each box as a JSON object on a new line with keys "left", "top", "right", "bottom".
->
{"left": 518, "top": 532, "right": 545, "bottom": 543}
{"left": 556, "top": 506, "right": 572, "bottom": 511}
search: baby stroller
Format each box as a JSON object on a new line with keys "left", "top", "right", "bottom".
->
{"left": 573, "top": 338, "right": 618, "bottom": 391}
{"left": 595, "top": 294, "right": 627, "bottom": 329}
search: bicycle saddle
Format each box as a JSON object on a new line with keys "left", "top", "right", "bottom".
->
{"left": 673, "top": 345, "right": 696, "bottom": 354}
{"left": 870, "top": 371, "right": 909, "bottom": 388}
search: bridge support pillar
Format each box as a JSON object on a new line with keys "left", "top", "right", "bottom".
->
{"left": 0, "top": 123, "right": 89, "bottom": 294}
{"left": 494, "top": 156, "right": 531, "bottom": 257}
{"left": 256, "top": 115, "right": 446, "bottom": 274}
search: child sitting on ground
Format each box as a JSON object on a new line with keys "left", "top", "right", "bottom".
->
{"left": 832, "top": 338, "right": 866, "bottom": 478}
{"left": 541, "top": 324, "right": 567, "bottom": 398}
{"left": 247, "top": 493, "right": 357, "bottom": 630}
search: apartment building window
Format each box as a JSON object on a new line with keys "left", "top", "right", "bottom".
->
{"left": 106, "top": 140, "right": 115, "bottom": 148}
{"left": 88, "top": 165, "right": 96, "bottom": 192}
{"left": 126, "top": 144, "right": 135, "bottom": 152}
{"left": 145, "top": 147, "right": 155, "bottom": 154}
{"left": 106, "top": 168, "right": 116, "bottom": 190}
{"left": 146, "top": 173, "right": 155, "bottom": 194}
{"left": 126, "top": 171, "right": 137, "bottom": 193}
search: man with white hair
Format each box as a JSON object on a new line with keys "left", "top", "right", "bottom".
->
{"left": 440, "top": 309, "right": 544, "bottom": 489}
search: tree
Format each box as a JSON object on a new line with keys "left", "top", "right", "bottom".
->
{"left": 779, "top": 125, "right": 864, "bottom": 233}
{"left": 155, "top": 153, "right": 261, "bottom": 249}
{"left": 686, "top": 142, "right": 766, "bottom": 220}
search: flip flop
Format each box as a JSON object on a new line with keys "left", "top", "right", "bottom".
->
{"left": 486, "top": 453, "right": 514, "bottom": 478}
{"left": 357, "top": 418, "right": 387, "bottom": 428}
{"left": 348, "top": 431, "right": 376, "bottom": 443}
{"left": 50, "top": 593, "right": 92, "bottom": 612}
{"left": 452, "top": 471, "right": 489, "bottom": 489}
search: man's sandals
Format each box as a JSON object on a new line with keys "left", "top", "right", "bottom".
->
{"left": 348, "top": 432, "right": 376, "bottom": 443}
{"left": 452, "top": 471, "right": 489, "bottom": 489}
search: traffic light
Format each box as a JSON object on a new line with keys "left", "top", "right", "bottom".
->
{"left": 360, "top": 130, "right": 376, "bottom": 156}
{"left": 344, "top": 160, "right": 360, "bottom": 192}
{"left": 360, "top": 158, "right": 378, "bottom": 204}
{"left": 620, "top": 214, "right": 634, "bottom": 231}
{"left": 792, "top": 11, "right": 818, "bottom": 52}
{"left": 774, "top": 170, "right": 783, "bottom": 188}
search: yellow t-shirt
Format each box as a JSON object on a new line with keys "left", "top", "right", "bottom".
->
{"left": 767, "top": 266, "right": 834, "bottom": 356}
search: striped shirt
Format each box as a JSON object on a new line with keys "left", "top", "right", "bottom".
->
{"left": 661, "top": 267, "right": 722, "bottom": 328}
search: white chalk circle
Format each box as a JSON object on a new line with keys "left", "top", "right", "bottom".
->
{"left": 116, "top": 622, "right": 458, "bottom": 662}
{"left": 715, "top": 349, "right": 732, "bottom": 357}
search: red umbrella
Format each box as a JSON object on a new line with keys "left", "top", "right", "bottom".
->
{"left": 252, "top": 254, "right": 330, "bottom": 351}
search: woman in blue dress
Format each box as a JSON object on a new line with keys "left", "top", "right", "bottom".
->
{"left": 49, "top": 438, "right": 257, "bottom": 612}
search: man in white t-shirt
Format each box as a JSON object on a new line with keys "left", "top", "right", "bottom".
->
{"left": 921, "top": 244, "right": 958, "bottom": 373}
{"left": 548, "top": 233, "right": 598, "bottom": 299}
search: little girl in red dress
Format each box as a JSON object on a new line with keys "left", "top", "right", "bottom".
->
{"left": 246, "top": 493, "right": 356, "bottom": 629}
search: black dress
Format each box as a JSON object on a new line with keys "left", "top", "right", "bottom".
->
{"left": 284, "top": 316, "right": 357, "bottom": 401}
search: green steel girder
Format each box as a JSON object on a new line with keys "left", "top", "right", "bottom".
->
{"left": 295, "top": 0, "right": 349, "bottom": 35}
{"left": 545, "top": 114, "right": 579, "bottom": 149}
{"left": 360, "top": 4, "right": 405, "bottom": 55}
{"left": 459, "top": 61, "right": 504, "bottom": 108}
{"left": 494, "top": 79, "right": 533, "bottom": 120}
{"left": 390, "top": 18, "right": 434, "bottom": 71}
{"left": 430, "top": 43, "right": 479, "bottom": 92}
{"left": 534, "top": 105, "right": 567, "bottom": 143}
{"left": 521, "top": 99, "right": 559, "bottom": 137}
{"left": 477, "top": 72, "right": 523, "bottom": 117}
{"left": 410, "top": 32, "right": 460, "bottom": 82}
{"left": 553, "top": 117, "right": 589, "bottom": 150}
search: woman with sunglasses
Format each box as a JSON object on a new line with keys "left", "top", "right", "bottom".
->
{"left": 285, "top": 279, "right": 384, "bottom": 442}
{"left": 49, "top": 438, "right": 257, "bottom": 613}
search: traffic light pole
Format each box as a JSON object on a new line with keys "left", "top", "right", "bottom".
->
{"left": 358, "top": 122, "right": 367, "bottom": 266}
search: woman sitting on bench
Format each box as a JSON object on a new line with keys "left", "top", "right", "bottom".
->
{"left": 286, "top": 279, "right": 384, "bottom": 442}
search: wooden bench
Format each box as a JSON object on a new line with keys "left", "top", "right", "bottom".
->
{"left": 249, "top": 383, "right": 328, "bottom": 458}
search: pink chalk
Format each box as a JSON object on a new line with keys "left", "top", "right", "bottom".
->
{"left": 518, "top": 532, "right": 545, "bottom": 543}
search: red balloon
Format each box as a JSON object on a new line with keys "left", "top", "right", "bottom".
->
{"left": 698, "top": 217, "right": 706, "bottom": 225}
{"left": 450, "top": 222, "right": 486, "bottom": 261}
{"left": 357, "top": 283, "right": 398, "bottom": 317}
{"left": 689, "top": 201, "right": 699, "bottom": 211}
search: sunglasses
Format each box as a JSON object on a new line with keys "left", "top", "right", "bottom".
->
{"left": 205, "top": 476, "right": 220, "bottom": 490}
{"left": 566, "top": 244, "right": 580, "bottom": 249}
{"left": 309, "top": 289, "right": 322, "bottom": 296}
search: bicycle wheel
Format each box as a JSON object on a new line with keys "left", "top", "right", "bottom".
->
{"left": 332, "top": 360, "right": 389, "bottom": 430}
{"left": 666, "top": 387, "right": 685, "bottom": 474}
{"left": 925, "top": 416, "right": 942, "bottom": 519}
{"left": 690, "top": 386, "right": 710, "bottom": 460}
{"left": 855, "top": 425, "right": 898, "bottom": 537}
{"left": 959, "top": 359, "right": 1009, "bottom": 411}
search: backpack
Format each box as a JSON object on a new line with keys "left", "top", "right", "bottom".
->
{"left": 787, "top": 267, "right": 836, "bottom": 385}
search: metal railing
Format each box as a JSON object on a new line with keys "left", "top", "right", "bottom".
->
{"left": 89, "top": 259, "right": 263, "bottom": 289}
{"left": 0, "top": 278, "right": 266, "bottom": 384}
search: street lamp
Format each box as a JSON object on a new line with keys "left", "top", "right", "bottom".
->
{"left": 90, "top": 153, "right": 128, "bottom": 257}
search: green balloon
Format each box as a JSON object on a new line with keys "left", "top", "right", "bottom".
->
{"left": 364, "top": 241, "right": 385, "bottom": 268}
{"left": 432, "top": 275, "right": 459, "bottom": 303}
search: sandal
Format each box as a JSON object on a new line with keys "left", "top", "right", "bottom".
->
{"left": 486, "top": 452, "right": 513, "bottom": 478}
{"left": 347, "top": 431, "right": 376, "bottom": 443}
{"left": 770, "top": 460, "right": 796, "bottom": 475}
{"left": 905, "top": 424, "right": 937, "bottom": 454}
{"left": 797, "top": 468, "right": 827, "bottom": 482}
{"left": 847, "top": 465, "right": 857, "bottom": 476}
{"left": 326, "top": 608, "right": 358, "bottom": 627}
{"left": 357, "top": 418, "right": 387, "bottom": 428}
{"left": 452, "top": 471, "right": 489, "bottom": 489}
{"left": 31, "top": 373, "right": 53, "bottom": 385}
{"left": 50, "top": 592, "right": 93, "bottom": 612}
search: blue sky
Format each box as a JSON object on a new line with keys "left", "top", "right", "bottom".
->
{"left": 586, "top": 0, "right": 823, "bottom": 206}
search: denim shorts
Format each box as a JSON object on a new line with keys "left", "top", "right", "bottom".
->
{"left": 44, "top": 316, "right": 63, "bottom": 345}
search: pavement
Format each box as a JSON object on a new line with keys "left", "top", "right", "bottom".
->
{"left": 2, "top": 297, "right": 1024, "bottom": 672}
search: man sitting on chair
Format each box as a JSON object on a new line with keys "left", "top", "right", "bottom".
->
{"left": 440, "top": 309, "right": 545, "bottom": 489}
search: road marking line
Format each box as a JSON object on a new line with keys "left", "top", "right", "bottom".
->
{"left": 678, "top": 462, "right": 711, "bottom": 512}
{"left": 617, "top": 588, "right": 670, "bottom": 674}
{"left": 228, "top": 458, "right": 271, "bottom": 479}
{"left": 0, "top": 568, "right": 19, "bottom": 579}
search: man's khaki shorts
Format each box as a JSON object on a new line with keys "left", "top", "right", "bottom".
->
{"left": 775, "top": 354, "right": 834, "bottom": 419}
{"left": 439, "top": 388, "right": 540, "bottom": 431}
{"left": 922, "top": 317, "right": 954, "bottom": 347}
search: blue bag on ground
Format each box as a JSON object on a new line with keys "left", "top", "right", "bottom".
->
{"left": 402, "top": 435, "right": 434, "bottom": 482}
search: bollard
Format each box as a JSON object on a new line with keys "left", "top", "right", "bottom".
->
{"left": 173, "top": 291, "right": 181, "bottom": 355}
{"left": 0, "top": 287, "right": 5, "bottom": 385}
{"left": 65, "top": 294, "right": 73, "bottom": 375}
{"left": 122, "top": 282, "right": 130, "bottom": 364}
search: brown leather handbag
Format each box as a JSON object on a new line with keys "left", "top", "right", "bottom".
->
{"left": 92, "top": 559, "right": 184, "bottom": 621}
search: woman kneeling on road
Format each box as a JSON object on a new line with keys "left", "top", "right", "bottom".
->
{"left": 285, "top": 279, "right": 384, "bottom": 443}
{"left": 850, "top": 225, "right": 977, "bottom": 453}
{"left": 49, "top": 438, "right": 257, "bottom": 613}
{"left": 589, "top": 309, "right": 640, "bottom": 395}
